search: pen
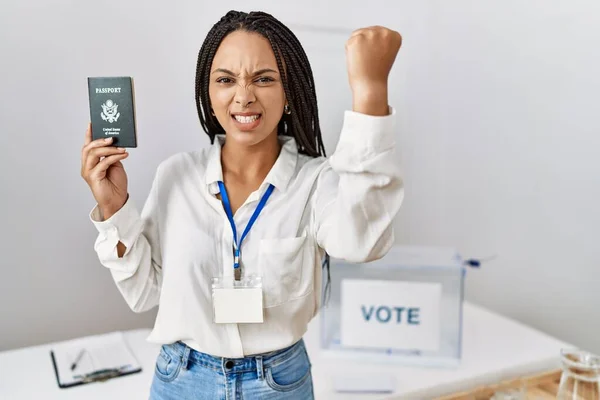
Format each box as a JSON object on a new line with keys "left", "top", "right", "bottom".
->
{"left": 71, "top": 348, "right": 86, "bottom": 371}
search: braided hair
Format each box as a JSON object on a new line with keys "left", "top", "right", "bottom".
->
{"left": 194, "top": 10, "right": 332, "bottom": 304}
{"left": 195, "top": 10, "right": 326, "bottom": 158}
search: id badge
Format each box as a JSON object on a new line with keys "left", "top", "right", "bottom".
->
{"left": 212, "top": 275, "right": 264, "bottom": 324}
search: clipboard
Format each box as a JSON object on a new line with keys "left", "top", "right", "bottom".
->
{"left": 49, "top": 331, "right": 142, "bottom": 389}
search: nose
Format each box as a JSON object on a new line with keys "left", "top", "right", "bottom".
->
{"left": 234, "top": 84, "right": 255, "bottom": 108}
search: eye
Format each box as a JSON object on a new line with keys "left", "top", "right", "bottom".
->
{"left": 216, "top": 77, "right": 234, "bottom": 84}
{"left": 255, "top": 76, "right": 275, "bottom": 84}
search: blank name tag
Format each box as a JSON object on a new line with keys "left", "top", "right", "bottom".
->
{"left": 213, "top": 287, "right": 264, "bottom": 324}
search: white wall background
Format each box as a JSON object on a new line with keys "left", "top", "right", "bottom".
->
{"left": 1, "top": 0, "right": 599, "bottom": 356}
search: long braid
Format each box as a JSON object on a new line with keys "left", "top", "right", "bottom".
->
{"left": 266, "top": 21, "right": 324, "bottom": 156}
{"left": 194, "top": 10, "right": 332, "bottom": 304}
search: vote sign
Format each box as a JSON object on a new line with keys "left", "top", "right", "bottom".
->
{"left": 340, "top": 279, "right": 442, "bottom": 352}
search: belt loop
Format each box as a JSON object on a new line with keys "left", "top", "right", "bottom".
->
{"left": 256, "top": 355, "right": 264, "bottom": 380}
{"left": 181, "top": 345, "right": 191, "bottom": 370}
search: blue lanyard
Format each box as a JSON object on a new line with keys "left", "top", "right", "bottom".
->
{"left": 218, "top": 181, "right": 275, "bottom": 271}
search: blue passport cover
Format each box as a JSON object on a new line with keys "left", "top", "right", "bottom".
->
{"left": 87, "top": 76, "right": 137, "bottom": 148}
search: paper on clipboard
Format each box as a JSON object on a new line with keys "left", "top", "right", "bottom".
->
{"left": 50, "top": 331, "right": 141, "bottom": 388}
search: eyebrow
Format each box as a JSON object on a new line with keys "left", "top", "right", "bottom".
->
{"left": 211, "top": 68, "right": 279, "bottom": 76}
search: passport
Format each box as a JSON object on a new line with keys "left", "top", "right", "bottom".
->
{"left": 87, "top": 76, "right": 137, "bottom": 147}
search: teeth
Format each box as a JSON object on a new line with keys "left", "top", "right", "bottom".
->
{"left": 234, "top": 115, "right": 260, "bottom": 123}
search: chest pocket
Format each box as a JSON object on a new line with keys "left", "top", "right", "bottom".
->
{"left": 258, "top": 231, "right": 314, "bottom": 308}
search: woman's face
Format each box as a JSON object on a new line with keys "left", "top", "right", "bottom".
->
{"left": 209, "top": 30, "right": 286, "bottom": 147}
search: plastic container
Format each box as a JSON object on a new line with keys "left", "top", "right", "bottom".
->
{"left": 319, "top": 245, "right": 465, "bottom": 367}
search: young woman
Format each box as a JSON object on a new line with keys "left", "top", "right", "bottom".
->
{"left": 81, "top": 10, "right": 403, "bottom": 400}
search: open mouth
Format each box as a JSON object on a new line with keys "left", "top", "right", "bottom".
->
{"left": 232, "top": 114, "right": 261, "bottom": 123}
{"left": 231, "top": 113, "right": 262, "bottom": 131}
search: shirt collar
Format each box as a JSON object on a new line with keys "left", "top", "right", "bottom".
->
{"left": 205, "top": 134, "right": 298, "bottom": 195}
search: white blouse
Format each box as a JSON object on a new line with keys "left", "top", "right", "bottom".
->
{"left": 89, "top": 107, "right": 404, "bottom": 358}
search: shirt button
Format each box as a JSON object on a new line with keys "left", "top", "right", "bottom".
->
{"left": 225, "top": 360, "right": 234, "bottom": 369}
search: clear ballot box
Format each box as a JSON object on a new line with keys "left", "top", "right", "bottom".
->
{"left": 319, "top": 245, "right": 465, "bottom": 367}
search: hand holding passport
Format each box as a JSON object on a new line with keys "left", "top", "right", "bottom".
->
{"left": 87, "top": 76, "right": 137, "bottom": 148}
{"left": 82, "top": 77, "right": 137, "bottom": 220}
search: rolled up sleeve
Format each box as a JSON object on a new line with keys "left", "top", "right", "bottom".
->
{"left": 313, "top": 107, "right": 404, "bottom": 262}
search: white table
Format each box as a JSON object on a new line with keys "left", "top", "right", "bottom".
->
{"left": 305, "top": 302, "right": 569, "bottom": 399}
{"left": 0, "top": 302, "right": 570, "bottom": 399}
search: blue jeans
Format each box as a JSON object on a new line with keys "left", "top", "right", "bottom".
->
{"left": 149, "top": 338, "right": 314, "bottom": 399}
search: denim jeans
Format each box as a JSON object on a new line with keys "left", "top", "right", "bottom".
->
{"left": 149, "top": 338, "right": 314, "bottom": 399}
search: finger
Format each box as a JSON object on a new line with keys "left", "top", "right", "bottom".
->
{"left": 89, "top": 152, "right": 129, "bottom": 178}
{"left": 83, "top": 135, "right": 113, "bottom": 151}
{"left": 85, "top": 146, "right": 126, "bottom": 173}
{"left": 81, "top": 123, "right": 94, "bottom": 169}
{"left": 82, "top": 138, "right": 116, "bottom": 172}
{"left": 82, "top": 142, "right": 125, "bottom": 173}
{"left": 90, "top": 146, "right": 127, "bottom": 159}
{"left": 82, "top": 137, "right": 113, "bottom": 163}
{"left": 84, "top": 122, "right": 92, "bottom": 146}
{"left": 82, "top": 137, "right": 114, "bottom": 172}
